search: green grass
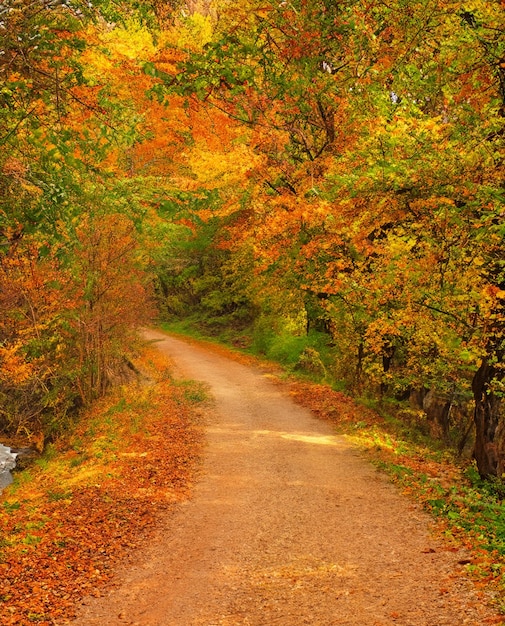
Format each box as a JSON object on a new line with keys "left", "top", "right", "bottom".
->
{"left": 173, "top": 380, "right": 209, "bottom": 404}
{"left": 369, "top": 449, "right": 505, "bottom": 587}
{"left": 158, "top": 319, "right": 210, "bottom": 342}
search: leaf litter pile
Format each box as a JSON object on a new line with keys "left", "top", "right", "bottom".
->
{"left": 0, "top": 347, "right": 206, "bottom": 626}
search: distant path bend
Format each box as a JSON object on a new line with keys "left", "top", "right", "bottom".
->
{"left": 71, "top": 329, "right": 497, "bottom": 626}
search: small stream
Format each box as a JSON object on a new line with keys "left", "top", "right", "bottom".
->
{"left": 0, "top": 443, "right": 17, "bottom": 492}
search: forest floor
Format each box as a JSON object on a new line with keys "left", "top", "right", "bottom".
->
{"left": 1, "top": 329, "right": 504, "bottom": 625}
{"left": 67, "top": 329, "right": 502, "bottom": 626}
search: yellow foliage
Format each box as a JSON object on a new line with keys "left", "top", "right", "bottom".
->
{"left": 79, "top": 22, "right": 155, "bottom": 84}
{"left": 0, "top": 344, "right": 34, "bottom": 385}
{"left": 101, "top": 22, "right": 155, "bottom": 61}
{"left": 175, "top": 13, "right": 213, "bottom": 51}
{"left": 186, "top": 142, "right": 262, "bottom": 188}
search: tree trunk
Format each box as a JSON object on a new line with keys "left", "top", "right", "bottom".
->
{"left": 355, "top": 341, "right": 364, "bottom": 391}
{"left": 380, "top": 344, "right": 395, "bottom": 397}
{"left": 472, "top": 358, "right": 503, "bottom": 478}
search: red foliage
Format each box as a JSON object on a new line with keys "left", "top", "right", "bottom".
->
{"left": 0, "top": 365, "right": 204, "bottom": 625}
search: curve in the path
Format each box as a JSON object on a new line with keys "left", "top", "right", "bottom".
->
{"left": 71, "top": 330, "right": 498, "bottom": 626}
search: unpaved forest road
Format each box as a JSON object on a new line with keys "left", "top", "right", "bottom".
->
{"left": 71, "top": 330, "right": 500, "bottom": 626}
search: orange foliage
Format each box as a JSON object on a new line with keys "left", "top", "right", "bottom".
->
{"left": 0, "top": 348, "right": 204, "bottom": 626}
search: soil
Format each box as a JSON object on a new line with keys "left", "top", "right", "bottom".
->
{"left": 69, "top": 329, "right": 502, "bottom": 626}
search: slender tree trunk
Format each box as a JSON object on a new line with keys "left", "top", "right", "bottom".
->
{"left": 355, "top": 341, "right": 364, "bottom": 391}
{"left": 380, "top": 344, "right": 395, "bottom": 397}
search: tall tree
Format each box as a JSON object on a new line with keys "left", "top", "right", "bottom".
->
{"left": 0, "top": 0, "right": 160, "bottom": 440}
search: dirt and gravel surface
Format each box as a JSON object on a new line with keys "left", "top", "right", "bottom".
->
{"left": 70, "top": 329, "right": 501, "bottom": 625}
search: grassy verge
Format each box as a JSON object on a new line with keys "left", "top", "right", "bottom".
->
{"left": 274, "top": 376, "right": 505, "bottom": 615}
{"left": 0, "top": 345, "right": 207, "bottom": 626}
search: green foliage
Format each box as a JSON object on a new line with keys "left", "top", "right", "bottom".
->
{"left": 266, "top": 333, "right": 310, "bottom": 368}
{"left": 249, "top": 314, "right": 333, "bottom": 377}
{"left": 152, "top": 190, "right": 257, "bottom": 332}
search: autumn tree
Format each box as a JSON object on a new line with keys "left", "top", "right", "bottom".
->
{"left": 0, "top": 1, "right": 161, "bottom": 441}
{"left": 153, "top": 0, "right": 505, "bottom": 476}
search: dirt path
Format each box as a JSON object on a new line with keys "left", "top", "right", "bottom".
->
{"left": 71, "top": 330, "right": 499, "bottom": 625}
